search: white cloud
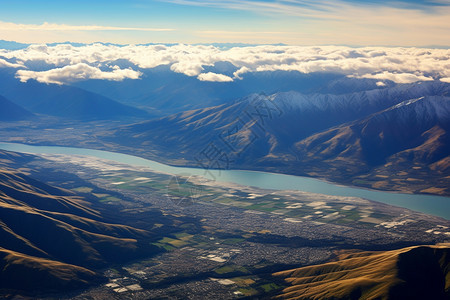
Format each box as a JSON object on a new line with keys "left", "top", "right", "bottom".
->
{"left": 0, "top": 57, "right": 22, "bottom": 68}
{"left": 16, "top": 63, "right": 142, "bottom": 85}
{"left": 233, "top": 66, "right": 250, "bottom": 80}
{"left": 166, "top": 0, "right": 450, "bottom": 23}
{"left": 197, "top": 72, "right": 233, "bottom": 82}
{"left": 352, "top": 71, "right": 434, "bottom": 84}
{"left": 0, "top": 21, "right": 174, "bottom": 32}
{"left": 1, "top": 43, "right": 449, "bottom": 84}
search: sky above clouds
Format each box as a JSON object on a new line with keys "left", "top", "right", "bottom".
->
{"left": 0, "top": 0, "right": 449, "bottom": 46}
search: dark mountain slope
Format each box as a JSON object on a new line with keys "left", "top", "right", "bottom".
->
{"left": 0, "top": 165, "right": 155, "bottom": 268}
{"left": 18, "top": 81, "right": 148, "bottom": 120}
{"left": 0, "top": 69, "right": 149, "bottom": 120}
{"left": 109, "top": 81, "right": 450, "bottom": 156}
{"left": 289, "top": 96, "right": 450, "bottom": 194}
{"left": 0, "top": 95, "right": 34, "bottom": 121}
{"left": 274, "top": 243, "right": 450, "bottom": 300}
{"left": 0, "top": 150, "right": 161, "bottom": 294}
{"left": 0, "top": 247, "right": 103, "bottom": 294}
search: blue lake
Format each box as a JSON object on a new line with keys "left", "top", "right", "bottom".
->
{"left": 0, "top": 142, "right": 449, "bottom": 220}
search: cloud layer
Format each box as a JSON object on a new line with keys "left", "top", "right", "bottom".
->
{"left": 167, "top": 0, "right": 450, "bottom": 46}
{"left": 0, "top": 43, "right": 449, "bottom": 84}
{"left": 16, "top": 63, "right": 141, "bottom": 85}
{"left": 0, "top": 21, "right": 174, "bottom": 32}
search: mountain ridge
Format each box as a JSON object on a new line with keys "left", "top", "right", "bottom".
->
{"left": 0, "top": 69, "right": 150, "bottom": 120}
{"left": 0, "top": 150, "right": 162, "bottom": 294}
{"left": 274, "top": 243, "right": 450, "bottom": 300}
{"left": 0, "top": 95, "right": 34, "bottom": 121}
{"left": 103, "top": 81, "right": 450, "bottom": 195}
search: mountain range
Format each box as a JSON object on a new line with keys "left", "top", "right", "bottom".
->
{"left": 0, "top": 40, "right": 29, "bottom": 50}
{"left": 73, "top": 66, "right": 393, "bottom": 116}
{"left": 289, "top": 96, "right": 450, "bottom": 192}
{"left": 0, "top": 66, "right": 448, "bottom": 195}
{"left": 105, "top": 81, "right": 450, "bottom": 195}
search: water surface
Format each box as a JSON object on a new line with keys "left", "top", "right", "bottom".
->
{"left": 0, "top": 142, "right": 448, "bottom": 219}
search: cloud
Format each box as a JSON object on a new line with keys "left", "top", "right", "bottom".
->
{"left": 164, "top": 0, "right": 347, "bottom": 18}
{"left": 197, "top": 72, "right": 233, "bottom": 82}
{"left": 1, "top": 43, "right": 449, "bottom": 84}
{"left": 352, "top": 72, "right": 434, "bottom": 84}
{"left": 233, "top": 66, "right": 251, "bottom": 80}
{"left": 198, "top": 30, "right": 287, "bottom": 36}
{"left": 0, "top": 57, "right": 23, "bottom": 68}
{"left": 165, "top": 0, "right": 450, "bottom": 46}
{"left": 16, "top": 63, "right": 142, "bottom": 85}
{"left": 164, "top": 0, "right": 450, "bottom": 19}
{"left": 0, "top": 1, "right": 448, "bottom": 46}
{"left": 0, "top": 21, "right": 174, "bottom": 32}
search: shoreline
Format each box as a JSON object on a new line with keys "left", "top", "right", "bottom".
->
{"left": 0, "top": 140, "right": 448, "bottom": 199}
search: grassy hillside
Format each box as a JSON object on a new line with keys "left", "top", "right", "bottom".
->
{"left": 274, "top": 243, "right": 450, "bottom": 300}
{"left": 0, "top": 150, "right": 161, "bottom": 295}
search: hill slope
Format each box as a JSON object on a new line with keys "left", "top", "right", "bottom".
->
{"left": 0, "top": 95, "right": 34, "bottom": 121}
{"left": 0, "top": 247, "right": 102, "bottom": 294}
{"left": 289, "top": 96, "right": 450, "bottom": 194}
{"left": 0, "top": 69, "right": 149, "bottom": 120}
{"left": 274, "top": 243, "right": 450, "bottom": 300}
{"left": 0, "top": 150, "right": 160, "bottom": 294}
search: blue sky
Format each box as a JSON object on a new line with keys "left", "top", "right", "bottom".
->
{"left": 0, "top": 0, "right": 449, "bottom": 46}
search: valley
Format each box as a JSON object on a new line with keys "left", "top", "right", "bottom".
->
{"left": 0, "top": 148, "right": 447, "bottom": 298}
{"left": 0, "top": 81, "right": 448, "bottom": 198}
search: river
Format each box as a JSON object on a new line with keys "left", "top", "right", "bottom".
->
{"left": 0, "top": 142, "right": 448, "bottom": 219}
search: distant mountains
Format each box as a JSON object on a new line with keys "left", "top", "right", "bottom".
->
{"left": 15, "top": 81, "right": 149, "bottom": 120}
{"left": 291, "top": 96, "right": 450, "bottom": 191}
{"left": 0, "top": 60, "right": 448, "bottom": 195}
{"left": 0, "top": 95, "right": 34, "bottom": 121}
{"left": 0, "top": 40, "right": 29, "bottom": 50}
{"left": 0, "top": 69, "right": 150, "bottom": 120}
{"left": 0, "top": 150, "right": 160, "bottom": 294}
{"left": 274, "top": 243, "right": 450, "bottom": 300}
{"left": 74, "top": 67, "right": 392, "bottom": 116}
{"left": 106, "top": 81, "right": 450, "bottom": 195}
{"left": 296, "top": 96, "right": 450, "bottom": 167}
{"left": 109, "top": 81, "right": 449, "bottom": 152}
{"left": 0, "top": 54, "right": 396, "bottom": 117}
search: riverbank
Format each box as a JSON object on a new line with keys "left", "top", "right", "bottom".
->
{"left": 0, "top": 142, "right": 449, "bottom": 219}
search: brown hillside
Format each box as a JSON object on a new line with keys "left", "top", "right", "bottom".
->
{"left": 274, "top": 244, "right": 450, "bottom": 300}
